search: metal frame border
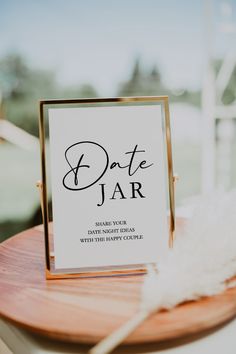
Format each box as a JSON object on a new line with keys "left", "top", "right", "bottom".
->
{"left": 38, "top": 96, "right": 175, "bottom": 279}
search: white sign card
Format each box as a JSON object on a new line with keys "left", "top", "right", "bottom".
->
{"left": 40, "top": 98, "right": 174, "bottom": 277}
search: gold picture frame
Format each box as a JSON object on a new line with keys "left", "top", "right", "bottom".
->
{"left": 38, "top": 96, "right": 176, "bottom": 279}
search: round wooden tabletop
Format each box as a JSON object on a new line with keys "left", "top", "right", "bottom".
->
{"left": 0, "top": 221, "right": 236, "bottom": 345}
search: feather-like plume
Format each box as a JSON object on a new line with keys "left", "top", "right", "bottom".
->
{"left": 89, "top": 191, "right": 236, "bottom": 354}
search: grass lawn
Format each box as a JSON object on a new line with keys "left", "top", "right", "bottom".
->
{"left": 0, "top": 142, "right": 40, "bottom": 220}
{"left": 0, "top": 142, "right": 41, "bottom": 240}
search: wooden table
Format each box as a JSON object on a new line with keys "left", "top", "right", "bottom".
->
{"left": 1, "top": 220, "right": 236, "bottom": 353}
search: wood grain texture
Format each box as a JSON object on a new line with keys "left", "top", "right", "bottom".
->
{"left": 0, "top": 220, "right": 236, "bottom": 344}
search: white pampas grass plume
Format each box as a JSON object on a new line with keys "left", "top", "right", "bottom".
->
{"left": 89, "top": 191, "right": 236, "bottom": 354}
{"left": 142, "top": 191, "right": 236, "bottom": 312}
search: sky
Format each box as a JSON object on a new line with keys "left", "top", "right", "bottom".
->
{"left": 0, "top": 0, "right": 235, "bottom": 94}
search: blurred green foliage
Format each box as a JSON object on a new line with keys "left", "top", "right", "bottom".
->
{"left": 214, "top": 59, "right": 236, "bottom": 105}
{"left": 0, "top": 55, "right": 201, "bottom": 138}
{"left": 0, "top": 53, "right": 235, "bottom": 241}
{"left": 0, "top": 53, "right": 98, "bottom": 136}
{"left": 118, "top": 58, "right": 200, "bottom": 106}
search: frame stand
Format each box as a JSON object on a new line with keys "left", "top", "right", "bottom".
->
{"left": 36, "top": 174, "right": 178, "bottom": 279}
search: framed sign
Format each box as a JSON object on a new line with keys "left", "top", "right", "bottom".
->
{"left": 38, "top": 96, "right": 175, "bottom": 279}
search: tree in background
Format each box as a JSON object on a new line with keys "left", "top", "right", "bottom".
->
{"left": 118, "top": 57, "right": 200, "bottom": 106}
{"left": 0, "top": 53, "right": 98, "bottom": 136}
{"left": 117, "top": 58, "right": 165, "bottom": 96}
{"left": 214, "top": 59, "right": 236, "bottom": 105}
{"left": 62, "top": 84, "right": 98, "bottom": 99}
